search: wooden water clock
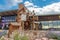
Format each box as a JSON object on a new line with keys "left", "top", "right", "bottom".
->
{"left": 8, "top": 4, "right": 28, "bottom": 37}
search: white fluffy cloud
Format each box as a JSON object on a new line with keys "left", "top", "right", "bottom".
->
{"left": 24, "top": 1, "right": 60, "bottom": 15}
{"left": 41, "top": 2, "right": 60, "bottom": 15}
{"left": 24, "top": 1, "right": 40, "bottom": 13}
{"left": 24, "top": 1, "right": 34, "bottom": 7}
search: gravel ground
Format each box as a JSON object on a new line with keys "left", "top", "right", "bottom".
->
{"left": 0, "top": 30, "right": 8, "bottom": 38}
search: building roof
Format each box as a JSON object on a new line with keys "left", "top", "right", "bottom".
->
{"left": 0, "top": 10, "right": 17, "bottom": 16}
{"left": 0, "top": 9, "right": 60, "bottom": 16}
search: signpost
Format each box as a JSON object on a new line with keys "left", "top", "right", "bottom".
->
{"left": 21, "top": 14, "right": 26, "bottom": 21}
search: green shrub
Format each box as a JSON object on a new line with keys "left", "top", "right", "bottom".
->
{"left": 14, "top": 33, "right": 21, "bottom": 40}
{"left": 13, "top": 31, "right": 29, "bottom": 40}
{"left": 14, "top": 33, "right": 29, "bottom": 40}
{"left": 21, "top": 35, "right": 29, "bottom": 40}
{"left": 0, "top": 36, "right": 5, "bottom": 40}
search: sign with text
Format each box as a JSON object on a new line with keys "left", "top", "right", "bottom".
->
{"left": 21, "top": 14, "right": 26, "bottom": 21}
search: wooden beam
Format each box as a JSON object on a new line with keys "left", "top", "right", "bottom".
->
{"left": 2, "top": 12, "right": 7, "bottom": 16}
{"left": 0, "top": 12, "right": 3, "bottom": 16}
{"left": 12, "top": 10, "right": 17, "bottom": 15}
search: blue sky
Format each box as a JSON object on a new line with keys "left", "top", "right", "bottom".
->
{"left": 0, "top": 0, "right": 60, "bottom": 15}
